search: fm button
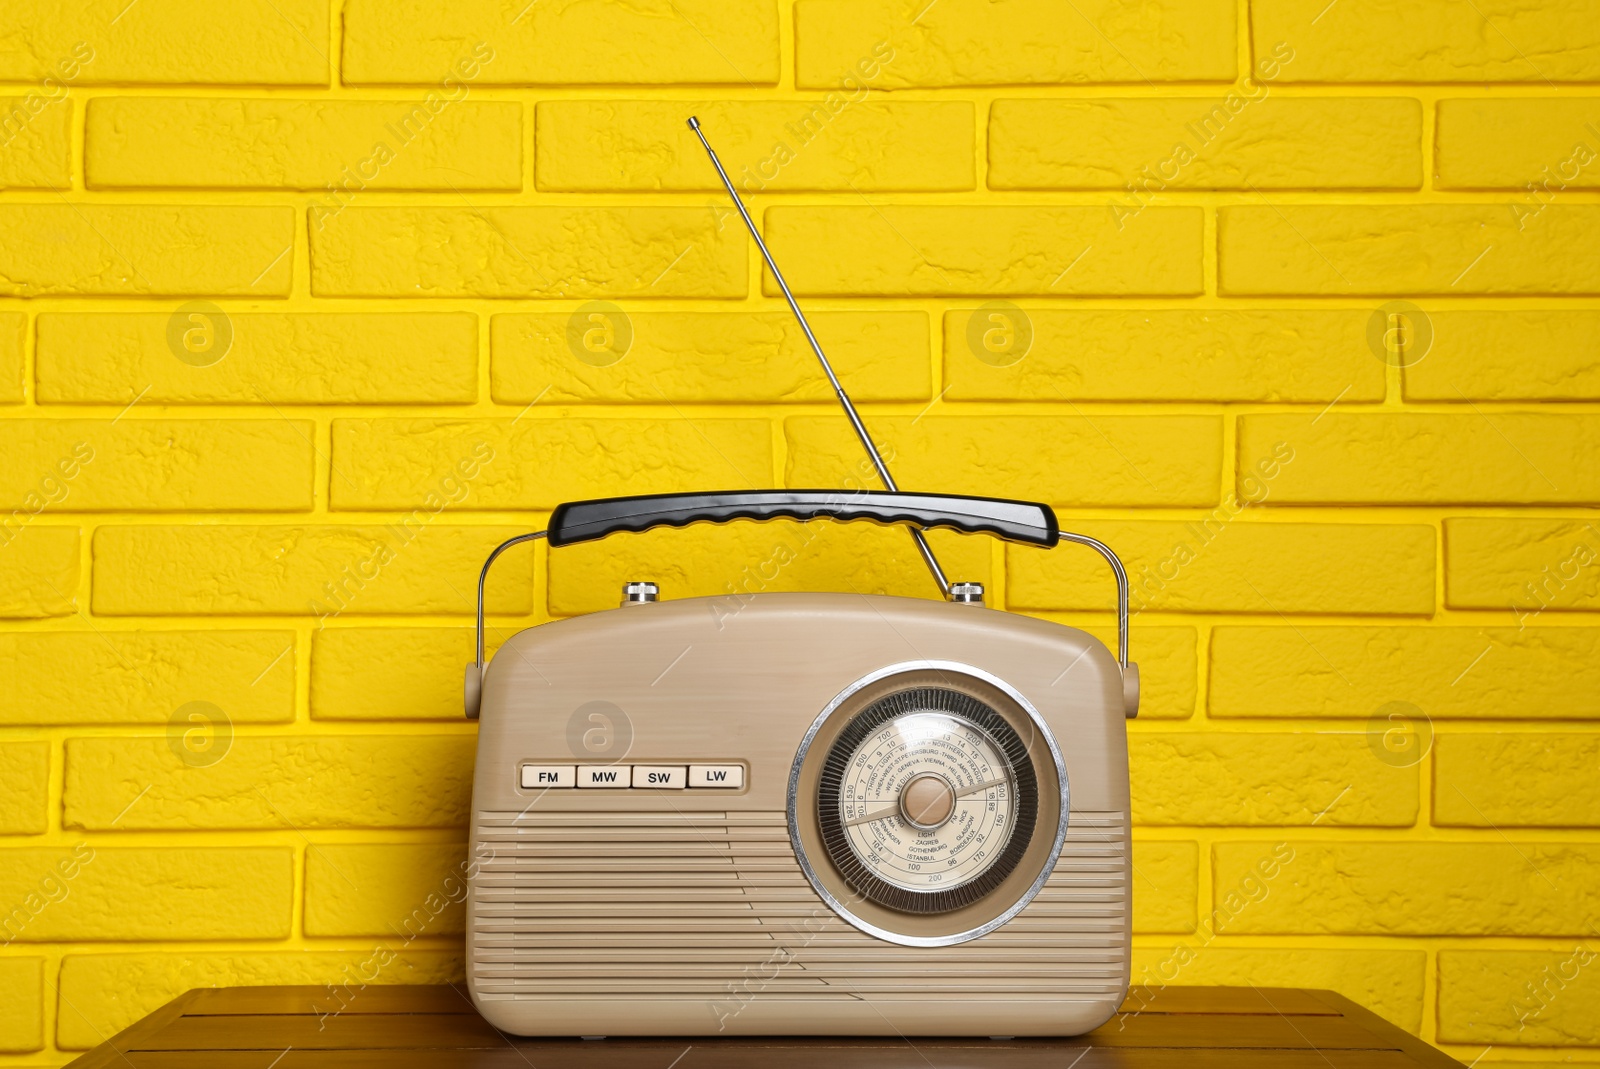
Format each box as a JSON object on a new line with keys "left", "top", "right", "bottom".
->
{"left": 520, "top": 764, "right": 574, "bottom": 788}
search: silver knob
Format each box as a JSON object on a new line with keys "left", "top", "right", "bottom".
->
{"left": 949, "top": 582, "right": 985, "bottom": 605}
{"left": 621, "top": 581, "right": 659, "bottom": 605}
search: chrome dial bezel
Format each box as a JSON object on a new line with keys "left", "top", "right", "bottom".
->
{"left": 787, "top": 660, "right": 1070, "bottom": 948}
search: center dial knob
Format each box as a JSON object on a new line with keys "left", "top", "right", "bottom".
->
{"left": 900, "top": 773, "right": 956, "bottom": 829}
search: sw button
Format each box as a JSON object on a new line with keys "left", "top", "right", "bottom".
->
{"left": 689, "top": 764, "right": 744, "bottom": 788}
{"left": 631, "top": 765, "right": 686, "bottom": 789}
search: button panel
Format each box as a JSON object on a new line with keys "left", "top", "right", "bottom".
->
{"left": 521, "top": 763, "right": 745, "bottom": 790}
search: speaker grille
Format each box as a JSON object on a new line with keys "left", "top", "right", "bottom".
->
{"left": 470, "top": 810, "right": 1127, "bottom": 1001}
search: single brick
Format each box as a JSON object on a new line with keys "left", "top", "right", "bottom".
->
{"left": 941, "top": 309, "right": 1383, "bottom": 402}
{"left": 57, "top": 950, "right": 462, "bottom": 1050}
{"left": 1404, "top": 310, "right": 1600, "bottom": 401}
{"left": 0, "top": 95, "right": 71, "bottom": 189}
{"left": 764, "top": 206, "right": 1202, "bottom": 296}
{"left": 0, "top": 742, "right": 48, "bottom": 833}
{"left": 310, "top": 206, "right": 745, "bottom": 298}
{"left": 1210, "top": 626, "right": 1600, "bottom": 720}
{"left": 0, "top": 420, "right": 314, "bottom": 511}
{"left": 1436, "top": 98, "right": 1600, "bottom": 190}
{"left": 1218, "top": 205, "right": 1600, "bottom": 295}
{"left": 63, "top": 735, "right": 475, "bottom": 830}
{"left": 785, "top": 416, "right": 1221, "bottom": 507}
{"left": 493, "top": 310, "right": 929, "bottom": 404}
{"left": 0, "top": 526, "right": 78, "bottom": 618}
{"left": 1438, "top": 949, "right": 1600, "bottom": 1045}
{"left": 330, "top": 418, "right": 772, "bottom": 511}
{"left": 0, "top": 846, "right": 290, "bottom": 941}
{"left": 549, "top": 523, "right": 987, "bottom": 616}
{"left": 1009, "top": 521, "right": 1436, "bottom": 615}
{"left": 1252, "top": 0, "right": 1600, "bottom": 83}
{"left": 305, "top": 843, "right": 467, "bottom": 936}
{"left": 536, "top": 100, "right": 971, "bottom": 191}
{"left": 0, "top": 957, "right": 42, "bottom": 1052}
{"left": 0, "top": 313, "right": 21, "bottom": 402}
{"left": 0, "top": 2, "right": 327, "bottom": 84}
{"left": 1071, "top": 625, "right": 1196, "bottom": 720}
{"left": 794, "top": 0, "right": 1235, "bottom": 87}
{"left": 91, "top": 525, "right": 534, "bottom": 616}
{"left": 1435, "top": 734, "right": 1600, "bottom": 827}
{"left": 1127, "top": 948, "right": 1424, "bottom": 1034}
{"left": 1132, "top": 734, "right": 1416, "bottom": 826}
{"left": 343, "top": 0, "right": 777, "bottom": 85}
{"left": 86, "top": 98, "right": 521, "bottom": 191}
{"left": 0, "top": 206, "right": 294, "bottom": 296}
{"left": 1131, "top": 840, "right": 1197, "bottom": 933}
{"left": 989, "top": 98, "right": 1421, "bottom": 190}
{"left": 1239, "top": 412, "right": 1600, "bottom": 504}
{"left": 312, "top": 628, "right": 486, "bottom": 720}
{"left": 37, "top": 312, "right": 478, "bottom": 405}
{"left": 1213, "top": 841, "right": 1600, "bottom": 935}
{"left": 1, "top": 630, "right": 294, "bottom": 726}
{"left": 1444, "top": 518, "right": 1600, "bottom": 613}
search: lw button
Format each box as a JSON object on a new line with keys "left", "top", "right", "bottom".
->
{"left": 632, "top": 765, "right": 686, "bottom": 789}
{"left": 577, "top": 765, "right": 630, "bottom": 788}
{"left": 521, "top": 764, "right": 575, "bottom": 788}
{"left": 689, "top": 764, "right": 744, "bottom": 788}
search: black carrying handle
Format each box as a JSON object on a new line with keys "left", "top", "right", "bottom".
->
{"left": 466, "top": 489, "right": 1137, "bottom": 721}
{"left": 546, "top": 490, "right": 1060, "bottom": 549}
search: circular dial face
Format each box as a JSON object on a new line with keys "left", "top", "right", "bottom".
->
{"left": 817, "top": 687, "right": 1038, "bottom": 914}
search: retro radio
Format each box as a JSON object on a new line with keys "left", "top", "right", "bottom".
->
{"left": 459, "top": 121, "right": 1140, "bottom": 1037}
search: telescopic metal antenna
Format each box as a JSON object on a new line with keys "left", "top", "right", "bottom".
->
{"left": 687, "top": 116, "right": 951, "bottom": 598}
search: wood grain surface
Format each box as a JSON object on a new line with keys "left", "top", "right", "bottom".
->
{"left": 66, "top": 985, "right": 1466, "bottom": 1068}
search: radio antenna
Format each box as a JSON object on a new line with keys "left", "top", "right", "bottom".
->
{"left": 686, "top": 116, "right": 951, "bottom": 598}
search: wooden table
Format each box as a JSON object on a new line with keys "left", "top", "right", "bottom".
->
{"left": 68, "top": 985, "right": 1463, "bottom": 1068}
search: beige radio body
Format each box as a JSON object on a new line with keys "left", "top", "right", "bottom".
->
{"left": 467, "top": 589, "right": 1131, "bottom": 1037}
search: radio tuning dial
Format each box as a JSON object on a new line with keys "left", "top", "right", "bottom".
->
{"left": 817, "top": 687, "right": 1038, "bottom": 914}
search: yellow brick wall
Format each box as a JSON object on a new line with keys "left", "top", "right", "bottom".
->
{"left": 1, "top": 0, "right": 1597, "bottom": 1062}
